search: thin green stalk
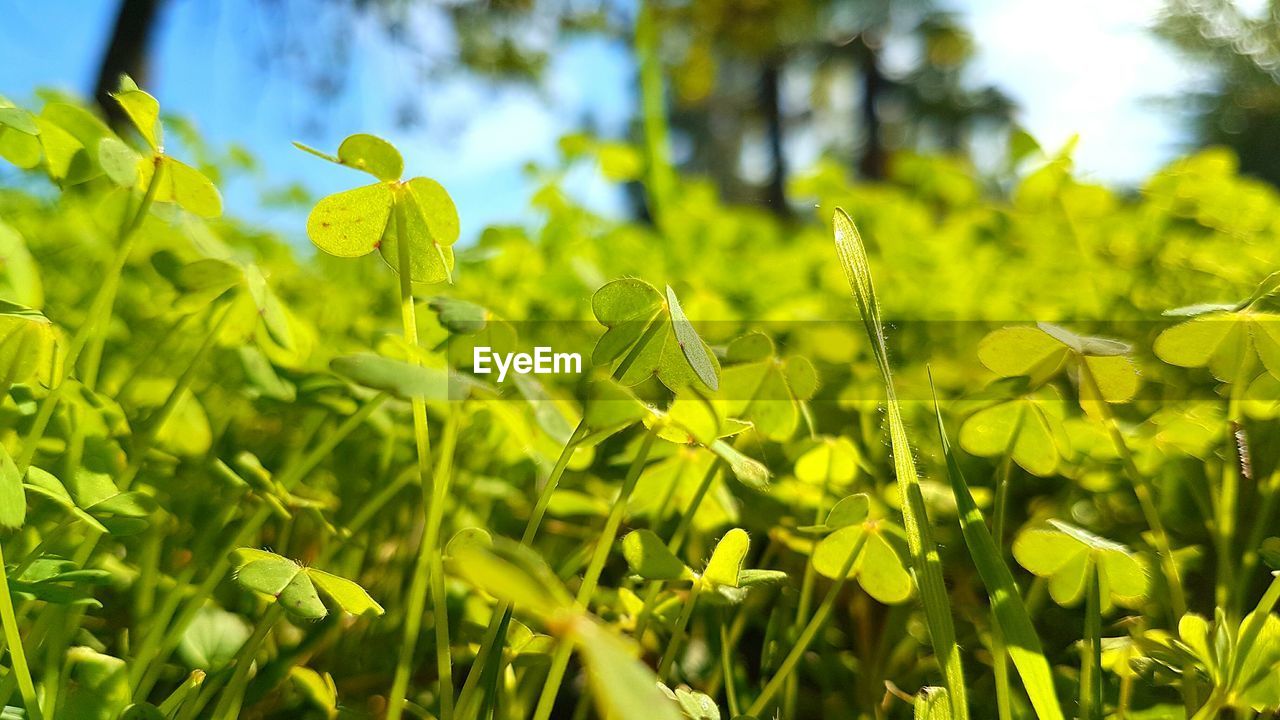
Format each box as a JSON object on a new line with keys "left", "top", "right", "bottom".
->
{"left": 532, "top": 426, "right": 659, "bottom": 720}
{"left": 0, "top": 542, "right": 43, "bottom": 720}
{"left": 1077, "top": 362, "right": 1188, "bottom": 621}
{"left": 657, "top": 580, "right": 700, "bottom": 680}
{"left": 786, "top": 463, "right": 833, "bottom": 716}
{"left": 386, "top": 191, "right": 448, "bottom": 720}
{"left": 746, "top": 532, "right": 868, "bottom": 717}
{"left": 16, "top": 158, "right": 165, "bottom": 472}
{"left": 131, "top": 395, "right": 387, "bottom": 698}
{"left": 39, "top": 302, "right": 239, "bottom": 665}
{"left": 990, "top": 434, "right": 1018, "bottom": 720}
{"left": 632, "top": 459, "right": 723, "bottom": 645}
{"left": 455, "top": 422, "right": 586, "bottom": 720}
{"left": 1238, "top": 468, "right": 1280, "bottom": 610}
{"left": 719, "top": 610, "right": 741, "bottom": 717}
{"left": 1217, "top": 353, "right": 1252, "bottom": 612}
{"left": 209, "top": 603, "right": 285, "bottom": 720}
{"left": 427, "top": 413, "right": 460, "bottom": 713}
{"left": 832, "top": 209, "right": 968, "bottom": 719}
{"left": 636, "top": 1, "right": 675, "bottom": 233}
{"left": 1080, "top": 559, "right": 1102, "bottom": 720}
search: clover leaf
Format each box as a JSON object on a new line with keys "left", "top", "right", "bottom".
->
{"left": 591, "top": 279, "right": 720, "bottom": 392}
{"left": 812, "top": 516, "right": 913, "bottom": 605}
{"left": 299, "top": 135, "right": 459, "bottom": 284}
{"left": 716, "top": 331, "right": 818, "bottom": 440}
{"left": 793, "top": 436, "right": 860, "bottom": 488}
{"left": 978, "top": 323, "right": 1139, "bottom": 420}
{"left": 231, "top": 548, "right": 384, "bottom": 621}
{"left": 1155, "top": 309, "right": 1280, "bottom": 383}
{"left": 0, "top": 96, "right": 41, "bottom": 169}
{"left": 1012, "top": 520, "right": 1148, "bottom": 613}
{"left": 0, "top": 301, "right": 56, "bottom": 390}
{"left": 959, "top": 384, "right": 1070, "bottom": 477}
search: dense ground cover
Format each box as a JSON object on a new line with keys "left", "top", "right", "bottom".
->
{"left": 0, "top": 77, "right": 1278, "bottom": 719}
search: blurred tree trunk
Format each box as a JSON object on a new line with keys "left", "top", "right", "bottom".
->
{"left": 856, "top": 33, "right": 887, "bottom": 180}
{"left": 760, "top": 56, "right": 789, "bottom": 215}
{"left": 93, "top": 0, "right": 165, "bottom": 127}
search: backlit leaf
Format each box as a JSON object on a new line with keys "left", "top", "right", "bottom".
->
{"left": 306, "top": 183, "right": 394, "bottom": 258}
{"left": 309, "top": 568, "right": 385, "bottom": 617}
{"left": 111, "top": 75, "right": 162, "bottom": 150}
{"left": 703, "top": 528, "right": 749, "bottom": 588}
{"left": 338, "top": 133, "right": 402, "bottom": 181}
{"left": 623, "top": 530, "right": 692, "bottom": 581}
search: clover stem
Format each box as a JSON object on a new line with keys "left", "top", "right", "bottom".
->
{"left": 633, "top": 458, "right": 724, "bottom": 645}
{"left": 636, "top": 0, "right": 675, "bottom": 233}
{"left": 1078, "top": 362, "right": 1196, "bottom": 712}
{"left": 0, "top": 541, "right": 43, "bottom": 720}
{"left": 786, "top": 460, "right": 834, "bottom": 716}
{"left": 1076, "top": 363, "right": 1187, "bottom": 620}
{"left": 208, "top": 602, "right": 284, "bottom": 720}
{"left": 1238, "top": 467, "right": 1280, "bottom": 610}
{"left": 657, "top": 579, "right": 701, "bottom": 680}
{"left": 1217, "top": 351, "right": 1252, "bottom": 613}
{"left": 719, "top": 610, "right": 741, "bottom": 717}
{"left": 455, "top": 421, "right": 586, "bottom": 720}
{"left": 991, "top": 430, "right": 1019, "bottom": 720}
{"left": 386, "top": 192, "right": 453, "bottom": 720}
{"left": 131, "top": 395, "right": 389, "bottom": 699}
{"left": 746, "top": 531, "right": 868, "bottom": 718}
{"left": 16, "top": 157, "right": 165, "bottom": 473}
{"left": 1080, "top": 557, "right": 1102, "bottom": 720}
{"left": 532, "top": 425, "right": 659, "bottom": 720}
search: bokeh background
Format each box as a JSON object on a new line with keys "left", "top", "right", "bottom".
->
{"left": 3, "top": 0, "right": 1276, "bottom": 244}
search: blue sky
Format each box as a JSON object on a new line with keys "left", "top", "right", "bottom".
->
{"left": 0, "top": 0, "right": 1202, "bottom": 247}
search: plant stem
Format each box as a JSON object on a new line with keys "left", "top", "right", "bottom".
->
{"left": 1217, "top": 353, "right": 1252, "bottom": 612}
{"left": 131, "top": 395, "right": 388, "bottom": 698}
{"left": 991, "top": 433, "right": 1018, "bottom": 720}
{"left": 1077, "top": 363, "right": 1188, "bottom": 621}
{"left": 455, "top": 422, "right": 585, "bottom": 720}
{"left": 719, "top": 610, "right": 741, "bottom": 717}
{"left": 531, "top": 426, "right": 659, "bottom": 720}
{"left": 657, "top": 580, "right": 700, "bottom": 680}
{"left": 209, "top": 603, "right": 284, "bottom": 720}
{"left": 636, "top": 1, "right": 675, "bottom": 234}
{"left": 786, "top": 462, "right": 833, "bottom": 717}
{"left": 16, "top": 157, "right": 165, "bottom": 472}
{"left": 1080, "top": 558, "right": 1102, "bottom": 720}
{"left": 1238, "top": 467, "right": 1280, "bottom": 610}
{"left": 1079, "top": 362, "right": 1195, "bottom": 712}
{"left": 632, "top": 458, "right": 723, "bottom": 645}
{"left": 0, "top": 542, "right": 43, "bottom": 720}
{"left": 746, "top": 531, "right": 868, "bottom": 718}
{"left": 386, "top": 191, "right": 449, "bottom": 720}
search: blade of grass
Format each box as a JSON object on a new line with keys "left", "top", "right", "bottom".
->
{"left": 831, "top": 208, "right": 969, "bottom": 719}
{"left": 929, "top": 376, "right": 1065, "bottom": 720}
